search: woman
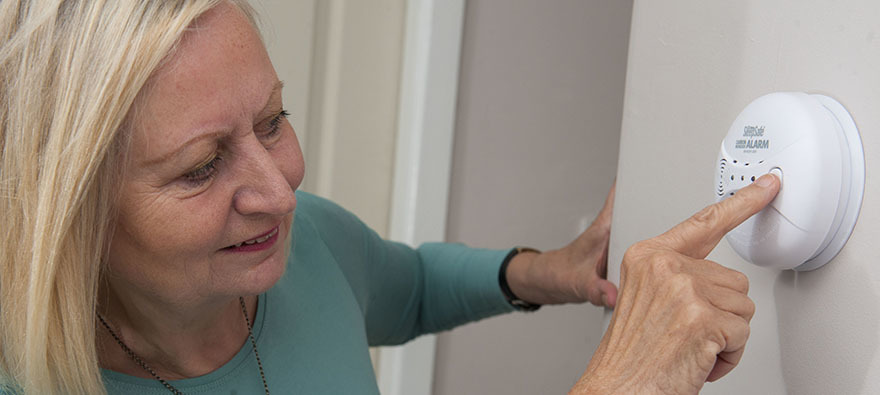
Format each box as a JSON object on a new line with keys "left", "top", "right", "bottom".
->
{"left": 0, "top": 1, "right": 778, "bottom": 394}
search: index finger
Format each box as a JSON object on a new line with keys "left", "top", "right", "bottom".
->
{"left": 656, "top": 173, "right": 780, "bottom": 259}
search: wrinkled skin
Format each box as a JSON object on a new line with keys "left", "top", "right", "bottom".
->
{"left": 571, "top": 173, "right": 779, "bottom": 394}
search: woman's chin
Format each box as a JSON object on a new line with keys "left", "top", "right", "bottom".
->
{"left": 233, "top": 220, "right": 292, "bottom": 296}
{"left": 240, "top": 250, "right": 288, "bottom": 296}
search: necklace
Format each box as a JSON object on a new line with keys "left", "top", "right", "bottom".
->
{"left": 97, "top": 297, "right": 270, "bottom": 395}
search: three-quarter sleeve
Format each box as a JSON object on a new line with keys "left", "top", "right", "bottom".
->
{"left": 294, "top": 191, "right": 514, "bottom": 346}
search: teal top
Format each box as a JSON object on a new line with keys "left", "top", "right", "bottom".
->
{"left": 101, "top": 191, "right": 515, "bottom": 394}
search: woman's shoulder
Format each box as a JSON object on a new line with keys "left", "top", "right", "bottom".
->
{"left": 295, "top": 190, "right": 350, "bottom": 221}
{"left": 293, "top": 191, "right": 371, "bottom": 253}
{"left": 294, "top": 190, "right": 368, "bottom": 236}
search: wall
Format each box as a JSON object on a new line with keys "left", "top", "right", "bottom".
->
{"left": 434, "top": 1, "right": 633, "bottom": 394}
{"left": 250, "top": 0, "right": 314, "bottom": 160}
{"left": 254, "top": 0, "right": 405, "bottom": 238}
{"left": 609, "top": 1, "right": 880, "bottom": 393}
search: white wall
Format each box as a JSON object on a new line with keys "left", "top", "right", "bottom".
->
{"left": 435, "top": 1, "right": 633, "bottom": 394}
{"left": 609, "top": 1, "right": 880, "bottom": 393}
{"left": 254, "top": 0, "right": 405, "bottom": 238}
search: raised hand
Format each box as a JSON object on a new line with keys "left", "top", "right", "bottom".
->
{"left": 571, "top": 173, "right": 780, "bottom": 394}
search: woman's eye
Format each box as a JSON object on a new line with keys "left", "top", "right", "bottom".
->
{"left": 261, "top": 109, "right": 289, "bottom": 140}
{"left": 183, "top": 155, "right": 222, "bottom": 186}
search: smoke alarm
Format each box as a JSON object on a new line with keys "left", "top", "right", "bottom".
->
{"left": 716, "top": 92, "right": 865, "bottom": 271}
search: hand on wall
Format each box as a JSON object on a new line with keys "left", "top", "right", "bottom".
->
{"left": 570, "top": 173, "right": 779, "bottom": 394}
{"left": 505, "top": 182, "right": 618, "bottom": 308}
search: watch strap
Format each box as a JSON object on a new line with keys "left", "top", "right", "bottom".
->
{"left": 498, "top": 247, "right": 542, "bottom": 312}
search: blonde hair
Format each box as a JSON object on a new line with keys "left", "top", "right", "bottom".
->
{"left": 0, "top": 1, "right": 257, "bottom": 393}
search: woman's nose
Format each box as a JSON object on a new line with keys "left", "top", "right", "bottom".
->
{"left": 231, "top": 143, "right": 297, "bottom": 217}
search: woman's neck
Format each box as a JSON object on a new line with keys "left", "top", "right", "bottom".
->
{"left": 96, "top": 281, "right": 258, "bottom": 380}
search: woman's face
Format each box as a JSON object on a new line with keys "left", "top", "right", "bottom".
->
{"left": 106, "top": 3, "right": 303, "bottom": 301}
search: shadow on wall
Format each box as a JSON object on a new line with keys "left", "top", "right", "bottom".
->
{"left": 774, "top": 263, "right": 879, "bottom": 394}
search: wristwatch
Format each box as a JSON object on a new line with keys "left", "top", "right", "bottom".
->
{"left": 498, "top": 247, "right": 542, "bottom": 312}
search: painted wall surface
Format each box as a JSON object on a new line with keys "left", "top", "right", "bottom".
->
{"left": 609, "top": 1, "right": 880, "bottom": 393}
{"left": 254, "top": 0, "right": 405, "bottom": 238}
{"left": 434, "top": 1, "right": 632, "bottom": 394}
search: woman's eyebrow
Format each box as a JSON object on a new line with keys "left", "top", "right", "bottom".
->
{"left": 142, "top": 80, "right": 286, "bottom": 167}
{"left": 141, "top": 130, "right": 226, "bottom": 167}
{"left": 261, "top": 80, "right": 284, "bottom": 111}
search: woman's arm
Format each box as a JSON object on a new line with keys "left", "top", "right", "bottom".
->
{"left": 293, "top": 191, "right": 514, "bottom": 346}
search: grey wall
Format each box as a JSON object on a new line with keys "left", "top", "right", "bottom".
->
{"left": 434, "top": 1, "right": 633, "bottom": 394}
{"left": 608, "top": 1, "right": 880, "bottom": 393}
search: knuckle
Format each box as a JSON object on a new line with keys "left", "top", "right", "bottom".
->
{"left": 669, "top": 273, "right": 697, "bottom": 298}
{"left": 690, "top": 204, "right": 724, "bottom": 231}
{"left": 650, "top": 250, "right": 682, "bottom": 275}
{"left": 729, "top": 315, "right": 751, "bottom": 346}
{"left": 621, "top": 241, "right": 652, "bottom": 273}
{"left": 671, "top": 271, "right": 694, "bottom": 287}
{"left": 738, "top": 189, "right": 766, "bottom": 209}
{"left": 742, "top": 319, "right": 752, "bottom": 340}
{"left": 623, "top": 241, "right": 647, "bottom": 261}
{"left": 620, "top": 255, "right": 632, "bottom": 278}
{"left": 744, "top": 298, "right": 757, "bottom": 321}
{"left": 732, "top": 270, "right": 750, "bottom": 293}
{"left": 681, "top": 300, "right": 712, "bottom": 327}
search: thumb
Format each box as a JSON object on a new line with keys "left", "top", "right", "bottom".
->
{"left": 597, "top": 279, "right": 618, "bottom": 308}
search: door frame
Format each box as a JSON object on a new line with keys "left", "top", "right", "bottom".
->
{"left": 377, "top": 0, "right": 467, "bottom": 394}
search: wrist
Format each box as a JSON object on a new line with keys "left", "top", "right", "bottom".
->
{"left": 508, "top": 247, "right": 580, "bottom": 305}
{"left": 573, "top": 354, "right": 639, "bottom": 394}
{"left": 571, "top": 368, "right": 641, "bottom": 395}
{"left": 572, "top": 368, "right": 666, "bottom": 395}
{"left": 573, "top": 316, "right": 670, "bottom": 395}
{"left": 499, "top": 247, "right": 543, "bottom": 311}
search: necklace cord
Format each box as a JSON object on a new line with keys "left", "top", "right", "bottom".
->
{"left": 240, "top": 296, "right": 271, "bottom": 394}
{"left": 97, "top": 297, "right": 270, "bottom": 395}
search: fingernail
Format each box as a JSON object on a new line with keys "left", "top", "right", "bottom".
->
{"left": 756, "top": 173, "right": 775, "bottom": 188}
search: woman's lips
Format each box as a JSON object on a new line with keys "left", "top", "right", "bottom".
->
{"left": 223, "top": 226, "right": 279, "bottom": 252}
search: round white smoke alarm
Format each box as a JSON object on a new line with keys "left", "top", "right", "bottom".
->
{"left": 716, "top": 92, "right": 865, "bottom": 271}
